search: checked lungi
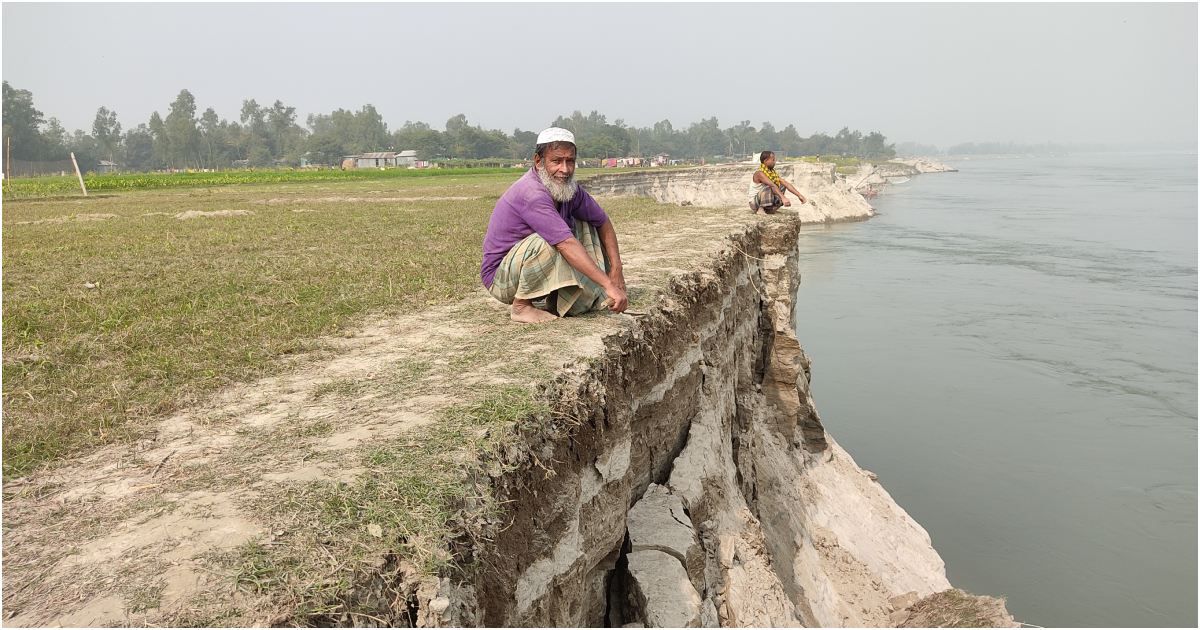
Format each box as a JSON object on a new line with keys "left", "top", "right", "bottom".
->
{"left": 749, "top": 184, "right": 784, "bottom": 213}
{"left": 487, "top": 218, "right": 608, "bottom": 317}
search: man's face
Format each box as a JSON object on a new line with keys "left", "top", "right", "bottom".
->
{"left": 536, "top": 144, "right": 576, "bottom": 183}
{"left": 764, "top": 154, "right": 776, "bottom": 169}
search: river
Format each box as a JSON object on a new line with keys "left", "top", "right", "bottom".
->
{"left": 792, "top": 151, "right": 1197, "bottom": 627}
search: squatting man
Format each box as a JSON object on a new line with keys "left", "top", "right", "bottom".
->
{"left": 749, "top": 150, "right": 807, "bottom": 213}
{"left": 480, "top": 127, "right": 628, "bottom": 324}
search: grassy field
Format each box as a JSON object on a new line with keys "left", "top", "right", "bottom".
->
{"left": 1, "top": 167, "right": 529, "bottom": 200}
{"left": 0, "top": 165, "right": 693, "bottom": 200}
{"left": 789, "top": 154, "right": 865, "bottom": 174}
{"left": 1, "top": 171, "right": 684, "bottom": 478}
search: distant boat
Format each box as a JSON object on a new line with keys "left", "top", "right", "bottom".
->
{"left": 885, "top": 176, "right": 910, "bottom": 184}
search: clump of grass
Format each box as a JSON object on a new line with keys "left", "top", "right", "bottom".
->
{"left": 285, "top": 419, "right": 336, "bottom": 440}
{"left": 170, "top": 594, "right": 245, "bottom": 628}
{"left": 124, "top": 579, "right": 167, "bottom": 614}
{"left": 899, "top": 589, "right": 1015, "bottom": 628}
{"left": 379, "top": 358, "right": 435, "bottom": 395}
{"left": 311, "top": 378, "right": 366, "bottom": 401}
{"left": 227, "top": 540, "right": 299, "bottom": 594}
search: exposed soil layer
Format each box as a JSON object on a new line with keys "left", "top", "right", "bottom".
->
{"left": 453, "top": 215, "right": 976, "bottom": 627}
{"left": 582, "top": 163, "right": 876, "bottom": 223}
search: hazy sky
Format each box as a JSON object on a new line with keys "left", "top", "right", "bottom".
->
{"left": 3, "top": 2, "right": 1196, "bottom": 148}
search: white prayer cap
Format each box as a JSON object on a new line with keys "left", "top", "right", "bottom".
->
{"left": 536, "top": 127, "right": 575, "bottom": 145}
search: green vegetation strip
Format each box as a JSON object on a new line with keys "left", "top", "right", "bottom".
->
{"left": 1, "top": 174, "right": 683, "bottom": 478}
{"left": 1, "top": 167, "right": 525, "bottom": 199}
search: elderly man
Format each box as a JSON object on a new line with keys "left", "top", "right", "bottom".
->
{"left": 749, "top": 150, "right": 807, "bottom": 214}
{"left": 481, "top": 127, "right": 628, "bottom": 324}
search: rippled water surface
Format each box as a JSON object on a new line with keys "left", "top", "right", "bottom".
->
{"left": 793, "top": 152, "right": 1197, "bottom": 627}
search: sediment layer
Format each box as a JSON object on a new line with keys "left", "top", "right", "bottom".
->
{"left": 583, "top": 163, "right": 876, "bottom": 222}
{"left": 437, "top": 215, "right": 969, "bottom": 627}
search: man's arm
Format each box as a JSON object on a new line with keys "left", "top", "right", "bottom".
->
{"left": 554, "top": 235, "right": 628, "bottom": 313}
{"left": 780, "top": 178, "right": 808, "bottom": 203}
{"left": 596, "top": 220, "right": 625, "bottom": 291}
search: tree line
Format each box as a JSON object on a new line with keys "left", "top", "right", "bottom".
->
{"left": 3, "top": 82, "right": 896, "bottom": 173}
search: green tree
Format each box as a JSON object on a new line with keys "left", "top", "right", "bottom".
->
{"left": 831, "top": 127, "right": 862, "bottom": 156}
{"left": 304, "top": 111, "right": 343, "bottom": 166}
{"left": 123, "top": 124, "right": 155, "bottom": 171}
{"left": 239, "top": 99, "right": 272, "bottom": 166}
{"left": 444, "top": 113, "right": 472, "bottom": 157}
{"left": 758, "top": 122, "right": 779, "bottom": 153}
{"left": 40, "top": 117, "right": 68, "bottom": 158}
{"left": 351, "top": 105, "right": 389, "bottom": 152}
{"left": 509, "top": 128, "right": 538, "bottom": 158}
{"left": 164, "top": 89, "right": 200, "bottom": 168}
{"left": 307, "top": 105, "right": 389, "bottom": 159}
{"left": 726, "top": 120, "right": 756, "bottom": 157}
{"left": 550, "top": 110, "right": 630, "bottom": 158}
{"left": 3, "top": 81, "right": 48, "bottom": 160}
{"left": 393, "top": 121, "right": 447, "bottom": 160}
{"left": 861, "top": 131, "right": 895, "bottom": 160}
{"left": 797, "top": 132, "right": 832, "bottom": 156}
{"left": 67, "top": 129, "right": 101, "bottom": 173}
{"left": 686, "top": 117, "right": 724, "bottom": 158}
{"left": 267, "top": 100, "right": 306, "bottom": 165}
{"left": 91, "top": 107, "right": 121, "bottom": 164}
{"left": 148, "top": 111, "right": 170, "bottom": 169}
{"left": 304, "top": 134, "right": 345, "bottom": 166}
{"left": 643, "top": 119, "right": 682, "bottom": 157}
{"left": 198, "top": 107, "right": 220, "bottom": 168}
{"left": 778, "top": 124, "right": 803, "bottom": 154}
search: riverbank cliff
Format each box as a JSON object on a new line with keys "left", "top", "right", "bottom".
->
{"left": 2, "top": 165, "right": 1012, "bottom": 627}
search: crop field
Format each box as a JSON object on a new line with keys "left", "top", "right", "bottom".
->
{"left": 1, "top": 170, "right": 686, "bottom": 477}
{"left": 1, "top": 166, "right": 530, "bottom": 199}
{"left": 788, "top": 154, "right": 864, "bottom": 174}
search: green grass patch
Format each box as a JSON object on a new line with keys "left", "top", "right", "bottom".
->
{"left": 2, "top": 167, "right": 526, "bottom": 200}
{"left": 311, "top": 379, "right": 368, "bottom": 401}
{"left": 786, "top": 154, "right": 863, "bottom": 173}
{"left": 2, "top": 173, "right": 682, "bottom": 478}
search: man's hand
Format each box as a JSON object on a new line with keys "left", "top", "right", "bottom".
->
{"left": 783, "top": 198, "right": 792, "bottom": 207}
{"left": 604, "top": 281, "right": 629, "bottom": 313}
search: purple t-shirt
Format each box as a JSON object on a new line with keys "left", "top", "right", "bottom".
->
{"left": 480, "top": 168, "right": 610, "bottom": 288}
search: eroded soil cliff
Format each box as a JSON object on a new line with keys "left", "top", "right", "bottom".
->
{"left": 3, "top": 177, "right": 1007, "bottom": 627}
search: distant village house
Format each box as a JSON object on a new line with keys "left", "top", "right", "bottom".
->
{"left": 342, "top": 150, "right": 418, "bottom": 169}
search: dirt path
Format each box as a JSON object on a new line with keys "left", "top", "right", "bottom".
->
{"left": 2, "top": 203, "right": 766, "bottom": 627}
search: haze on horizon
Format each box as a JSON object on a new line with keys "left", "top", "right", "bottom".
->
{"left": 2, "top": 2, "right": 1196, "bottom": 151}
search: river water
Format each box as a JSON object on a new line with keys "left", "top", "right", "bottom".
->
{"left": 792, "top": 152, "right": 1197, "bottom": 627}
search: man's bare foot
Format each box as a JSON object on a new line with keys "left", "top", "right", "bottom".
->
{"left": 511, "top": 300, "right": 557, "bottom": 324}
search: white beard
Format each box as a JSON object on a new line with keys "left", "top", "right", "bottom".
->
{"left": 537, "top": 164, "right": 579, "bottom": 203}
